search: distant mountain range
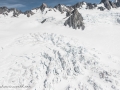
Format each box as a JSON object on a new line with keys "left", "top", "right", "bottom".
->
{"left": 0, "top": 0, "right": 120, "bottom": 17}
{"left": 0, "top": 0, "right": 120, "bottom": 30}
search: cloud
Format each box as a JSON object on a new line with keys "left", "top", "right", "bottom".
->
{"left": 0, "top": 3, "right": 25, "bottom": 8}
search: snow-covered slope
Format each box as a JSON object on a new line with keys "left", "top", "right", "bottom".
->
{"left": 0, "top": 2, "right": 120, "bottom": 90}
{"left": 0, "top": 33, "right": 120, "bottom": 90}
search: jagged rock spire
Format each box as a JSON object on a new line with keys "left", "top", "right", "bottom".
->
{"left": 64, "top": 9, "right": 85, "bottom": 30}
{"left": 40, "top": 3, "right": 48, "bottom": 12}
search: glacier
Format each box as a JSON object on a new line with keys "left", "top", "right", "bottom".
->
{"left": 0, "top": 1, "right": 120, "bottom": 90}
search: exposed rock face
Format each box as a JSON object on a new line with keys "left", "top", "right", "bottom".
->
{"left": 100, "top": 0, "right": 111, "bottom": 10}
{"left": 24, "top": 10, "right": 34, "bottom": 17}
{"left": 40, "top": 3, "right": 48, "bottom": 12}
{"left": 41, "top": 19, "right": 47, "bottom": 23}
{"left": 116, "top": 0, "right": 120, "bottom": 7}
{"left": 54, "top": 4, "right": 72, "bottom": 13}
{"left": 93, "top": 3, "right": 97, "bottom": 7}
{"left": 54, "top": 4, "right": 63, "bottom": 13}
{"left": 66, "top": 11, "right": 71, "bottom": 17}
{"left": 13, "top": 11, "right": 19, "bottom": 17}
{"left": 0, "top": 7, "right": 22, "bottom": 17}
{"left": 109, "top": 1, "right": 117, "bottom": 8}
{"left": 98, "top": 6, "right": 105, "bottom": 11}
{"left": 86, "top": 3, "right": 97, "bottom": 9}
{"left": 0, "top": 7, "right": 8, "bottom": 14}
{"left": 64, "top": 9, "right": 85, "bottom": 30}
{"left": 73, "top": 2, "right": 97, "bottom": 10}
{"left": 66, "top": 6, "right": 74, "bottom": 11}
{"left": 11, "top": 8, "right": 22, "bottom": 17}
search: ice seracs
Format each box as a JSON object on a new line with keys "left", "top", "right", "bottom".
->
{"left": 0, "top": 33, "right": 120, "bottom": 90}
{"left": 0, "top": 0, "right": 120, "bottom": 89}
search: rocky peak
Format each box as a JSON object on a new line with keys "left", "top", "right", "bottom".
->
{"left": 100, "top": 0, "right": 111, "bottom": 10}
{"left": 24, "top": 10, "right": 34, "bottom": 17}
{"left": 64, "top": 9, "right": 85, "bottom": 30}
{"left": 0, "top": 7, "right": 22, "bottom": 17}
{"left": 100, "top": 0, "right": 118, "bottom": 9}
{"left": 10, "top": 8, "right": 22, "bottom": 17}
{"left": 40, "top": 3, "right": 48, "bottom": 12}
{"left": 0, "top": 7, "right": 8, "bottom": 14}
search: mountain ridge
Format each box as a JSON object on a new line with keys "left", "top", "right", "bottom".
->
{"left": 0, "top": 0, "right": 120, "bottom": 17}
{"left": 1, "top": 0, "right": 120, "bottom": 30}
{"left": 0, "top": 0, "right": 120, "bottom": 90}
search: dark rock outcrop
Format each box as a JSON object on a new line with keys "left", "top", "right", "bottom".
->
{"left": 64, "top": 9, "right": 85, "bottom": 30}
{"left": 11, "top": 8, "right": 22, "bottom": 17}
{"left": 54, "top": 4, "right": 63, "bottom": 13}
{"left": 93, "top": 3, "right": 97, "bottom": 7}
{"left": 98, "top": 6, "right": 105, "bottom": 11}
{"left": 100, "top": 0, "right": 119, "bottom": 9}
{"left": 0, "top": 7, "right": 8, "bottom": 14}
{"left": 54, "top": 4, "right": 72, "bottom": 13}
{"left": 66, "top": 11, "right": 71, "bottom": 17}
{"left": 87, "top": 3, "right": 94, "bottom": 9}
{"left": 40, "top": 3, "right": 48, "bottom": 12}
{"left": 24, "top": 10, "right": 34, "bottom": 17}
{"left": 73, "top": 2, "right": 97, "bottom": 10}
{"left": 109, "top": 1, "right": 117, "bottom": 8}
{"left": 3, "top": 12, "right": 8, "bottom": 16}
{"left": 13, "top": 11, "right": 19, "bottom": 17}
{"left": 0, "top": 7, "right": 22, "bottom": 17}
{"left": 116, "top": 0, "right": 120, "bottom": 7}
{"left": 100, "top": 0, "right": 111, "bottom": 10}
{"left": 41, "top": 19, "right": 46, "bottom": 23}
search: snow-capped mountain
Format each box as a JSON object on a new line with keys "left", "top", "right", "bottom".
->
{"left": 0, "top": 0, "right": 120, "bottom": 90}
